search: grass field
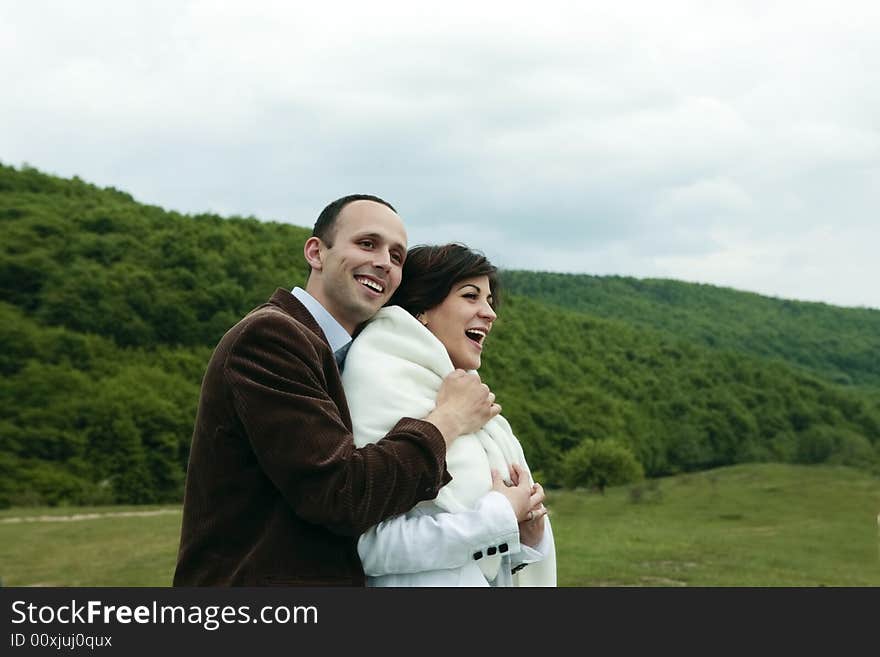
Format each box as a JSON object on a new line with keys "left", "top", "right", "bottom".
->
{"left": 1, "top": 463, "right": 878, "bottom": 586}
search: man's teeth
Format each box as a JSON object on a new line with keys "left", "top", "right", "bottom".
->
{"left": 356, "top": 277, "right": 384, "bottom": 293}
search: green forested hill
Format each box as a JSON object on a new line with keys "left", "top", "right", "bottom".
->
{"left": 1, "top": 164, "right": 312, "bottom": 348}
{"left": 502, "top": 271, "right": 880, "bottom": 388}
{"left": 2, "top": 163, "right": 878, "bottom": 507}
{"left": 482, "top": 295, "right": 879, "bottom": 479}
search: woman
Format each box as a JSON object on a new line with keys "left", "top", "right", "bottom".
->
{"left": 342, "top": 243, "right": 556, "bottom": 586}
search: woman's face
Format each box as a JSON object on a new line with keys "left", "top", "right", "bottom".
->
{"left": 422, "top": 275, "right": 497, "bottom": 371}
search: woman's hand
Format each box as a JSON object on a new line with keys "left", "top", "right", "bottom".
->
{"left": 510, "top": 464, "right": 547, "bottom": 548}
{"left": 490, "top": 467, "right": 533, "bottom": 522}
{"left": 519, "top": 488, "right": 547, "bottom": 548}
{"left": 491, "top": 464, "right": 548, "bottom": 548}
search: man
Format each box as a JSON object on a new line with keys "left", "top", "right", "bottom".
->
{"left": 173, "top": 195, "right": 515, "bottom": 586}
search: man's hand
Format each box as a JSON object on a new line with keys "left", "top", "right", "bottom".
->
{"left": 425, "top": 370, "right": 501, "bottom": 446}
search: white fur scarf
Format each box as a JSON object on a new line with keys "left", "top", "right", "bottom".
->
{"left": 342, "top": 305, "right": 556, "bottom": 586}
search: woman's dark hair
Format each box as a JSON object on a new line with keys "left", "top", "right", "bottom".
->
{"left": 388, "top": 243, "right": 501, "bottom": 317}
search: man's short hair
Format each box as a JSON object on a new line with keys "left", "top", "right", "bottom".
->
{"left": 312, "top": 194, "right": 397, "bottom": 246}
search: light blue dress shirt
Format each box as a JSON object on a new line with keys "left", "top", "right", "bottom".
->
{"left": 291, "top": 287, "right": 352, "bottom": 368}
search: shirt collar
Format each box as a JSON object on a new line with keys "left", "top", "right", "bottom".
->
{"left": 291, "top": 287, "right": 352, "bottom": 355}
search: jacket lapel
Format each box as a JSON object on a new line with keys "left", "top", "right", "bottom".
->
{"left": 266, "top": 288, "right": 330, "bottom": 347}
{"left": 262, "top": 288, "right": 352, "bottom": 426}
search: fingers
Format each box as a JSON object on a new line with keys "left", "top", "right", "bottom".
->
{"left": 490, "top": 469, "right": 508, "bottom": 488}
{"left": 529, "top": 482, "right": 545, "bottom": 509}
{"left": 523, "top": 504, "right": 548, "bottom": 523}
{"left": 480, "top": 384, "right": 498, "bottom": 415}
{"left": 470, "top": 376, "right": 499, "bottom": 419}
{"left": 491, "top": 468, "right": 516, "bottom": 491}
{"left": 509, "top": 463, "right": 525, "bottom": 481}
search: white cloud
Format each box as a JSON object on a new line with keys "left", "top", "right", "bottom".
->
{"left": 1, "top": 0, "right": 879, "bottom": 308}
{"left": 653, "top": 222, "right": 879, "bottom": 308}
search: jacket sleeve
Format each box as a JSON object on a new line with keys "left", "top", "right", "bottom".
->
{"left": 510, "top": 526, "right": 552, "bottom": 570}
{"left": 225, "top": 312, "right": 449, "bottom": 536}
{"left": 357, "top": 492, "right": 521, "bottom": 576}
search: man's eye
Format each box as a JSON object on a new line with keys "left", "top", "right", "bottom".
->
{"left": 359, "top": 240, "right": 374, "bottom": 248}
{"left": 391, "top": 253, "right": 403, "bottom": 264}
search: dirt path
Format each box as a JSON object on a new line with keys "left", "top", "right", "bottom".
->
{"left": 1, "top": 509, "right": 180, "bottom": 524}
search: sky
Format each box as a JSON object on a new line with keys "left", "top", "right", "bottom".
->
{"left": 2, "top": 0, "right": 878, "bottom": 309}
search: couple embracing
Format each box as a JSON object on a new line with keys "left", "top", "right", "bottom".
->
{"left": 173, "top": 194, "right": 556, "bottom": 587}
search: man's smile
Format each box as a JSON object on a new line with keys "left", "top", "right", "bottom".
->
{"left": 354, "top": 274, "right": 385, "bottom": 296}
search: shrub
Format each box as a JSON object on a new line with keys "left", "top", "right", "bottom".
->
{"left": 561, "top": 439, "right": 644, "bottom": 492}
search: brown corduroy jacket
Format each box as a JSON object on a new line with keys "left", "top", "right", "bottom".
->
{"left": 173, "top": 289, "right": 449, "bottom": 586}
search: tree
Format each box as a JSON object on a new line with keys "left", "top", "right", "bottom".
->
{"left": 561, "top": 439, "right": 644, "bottom": 493}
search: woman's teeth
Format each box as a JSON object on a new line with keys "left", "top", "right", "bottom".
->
{"left": 465, "top": 328, "right": 487, "bottom": 344}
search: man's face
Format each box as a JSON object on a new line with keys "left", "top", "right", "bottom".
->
{"left": 308, "top": 200, "right": 407, "bottom": 333}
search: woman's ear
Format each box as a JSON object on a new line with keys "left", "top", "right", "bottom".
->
{"left": 416, "top": 312, "right": 429, "bottom": 327}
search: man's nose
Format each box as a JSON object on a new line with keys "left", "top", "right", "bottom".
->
{"left": 372, "top": 247, "right": 392, "bottom": 270}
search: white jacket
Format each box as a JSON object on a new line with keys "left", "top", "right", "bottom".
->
{"left": 343, "top": 305, "right": 556, "bottom": 586}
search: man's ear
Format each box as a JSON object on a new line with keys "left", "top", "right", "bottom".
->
{"left": 304, "top": 236, "right": 324, "bottom": 271}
